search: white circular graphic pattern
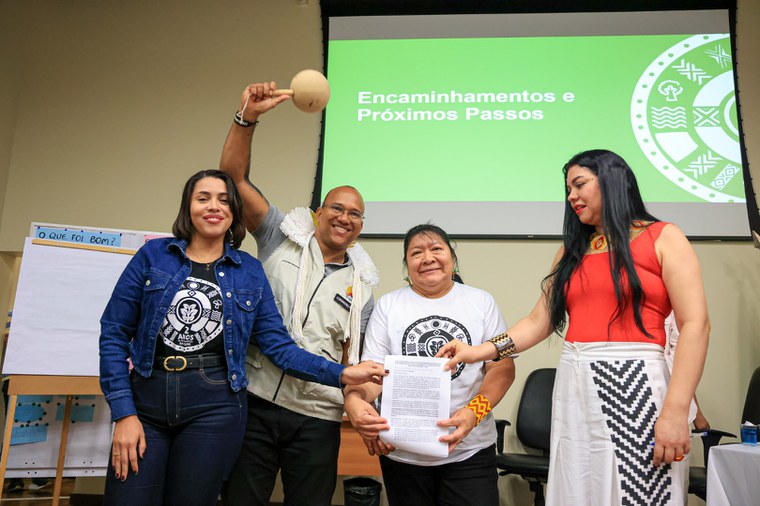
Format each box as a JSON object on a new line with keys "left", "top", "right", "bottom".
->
{"left": 161, "top": 277, "right": 224, "bottom": 352}
{"left": 631, "top": 34, "right": 743, "bottom": 203}
{"left": 402, "top": 315, "right": 470, "bottom": 380}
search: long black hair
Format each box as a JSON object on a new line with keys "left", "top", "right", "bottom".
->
{"left": 172, "top": 169, "right": 247, "bottom": 249}
{"left": 543, "top": 149, "right": 659, "bottom": 337}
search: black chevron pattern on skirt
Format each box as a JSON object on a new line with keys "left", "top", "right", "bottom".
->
{"left": 591, "top": 360, "right": 672, "bottom": 506}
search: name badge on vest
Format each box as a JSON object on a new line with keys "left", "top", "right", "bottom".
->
{"left": 334, "top": 293, "right": 352, "bottom": 312}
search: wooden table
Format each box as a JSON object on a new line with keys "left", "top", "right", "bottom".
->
{"left": 338, "top": 418, "right": 382, "bottom": 476}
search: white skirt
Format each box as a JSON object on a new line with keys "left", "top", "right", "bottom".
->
{"left": 545, "top": 341, "right": 689, "bottom": 506}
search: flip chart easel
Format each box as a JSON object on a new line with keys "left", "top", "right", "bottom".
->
{"left": 0, "top": 376, "right": 101, "bottom": 505}
{"left": 0, "top": 223, "right": 168, "bottom": 505}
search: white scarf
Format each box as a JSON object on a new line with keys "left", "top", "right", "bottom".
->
{"left": 279, "top": 207, "right": 379, "bottom": 365}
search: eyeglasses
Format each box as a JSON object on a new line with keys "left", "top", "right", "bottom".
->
{"left": 325, "top": 203, "right": 364, "bottom": 222}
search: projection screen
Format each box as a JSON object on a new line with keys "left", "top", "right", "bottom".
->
{"left": 317, "top": 2, "right": 754, "bottom": 239}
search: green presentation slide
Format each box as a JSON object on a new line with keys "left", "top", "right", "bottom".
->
{"left": 322, "top": 33, "right": 742, "bottom": 205}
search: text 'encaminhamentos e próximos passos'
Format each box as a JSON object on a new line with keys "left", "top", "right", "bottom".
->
{"left": 355, "top": 90, "right": 576, "bottom": 121}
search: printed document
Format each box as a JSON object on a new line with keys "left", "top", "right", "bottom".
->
{"left": 380, "top": 355, "right": 450, "bottom": 457}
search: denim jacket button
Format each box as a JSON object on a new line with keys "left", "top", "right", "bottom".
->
{"left": 246, "top": 300, "right": 251, "bottom": 306}
{"left": 226, "top": 292, "right": 232, "bottom": 298}
{"left": 145, "top": 280, "right": 151, "bottom": 286}
{"left": 219, "top": 271, "right": 225, "bottom": 277}
{"left": 231, "top": 374, "right": 237, "bottom": 381}
{"left": 226, "top": 319, "right": 232, "bottom": 325}
{"left": 228, "top": 349, "right": 233, "bottom": 355}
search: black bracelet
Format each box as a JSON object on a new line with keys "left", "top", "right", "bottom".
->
{"left": 233, "top": 112, "right": 258, "bottom": 128}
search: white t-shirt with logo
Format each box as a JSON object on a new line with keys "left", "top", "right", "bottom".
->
{"left": 361, "top": 283, "right": 507, "bottom": 466}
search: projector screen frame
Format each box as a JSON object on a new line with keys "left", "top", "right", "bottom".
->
{"left": 314, "top": 0, "right": 757, "bottom": 241}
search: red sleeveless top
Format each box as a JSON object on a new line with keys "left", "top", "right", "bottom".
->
{"left": 565, "top": 221, "right": 671, "bottom": 346}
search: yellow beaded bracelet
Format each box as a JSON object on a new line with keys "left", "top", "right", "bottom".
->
{"left": 465, "top": 394, "right": 492, "bottom": 425}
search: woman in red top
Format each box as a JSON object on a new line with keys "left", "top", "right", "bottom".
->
{"left": 438, "top": 150, "right": 709, "bottom": 505}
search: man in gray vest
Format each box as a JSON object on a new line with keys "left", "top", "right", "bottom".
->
{"left": 220, "top": 82, "right": 379, "bottom": 506}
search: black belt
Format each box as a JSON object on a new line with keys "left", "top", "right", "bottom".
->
{"left": 154, "top": 354, "right": 226, "bottom": 372}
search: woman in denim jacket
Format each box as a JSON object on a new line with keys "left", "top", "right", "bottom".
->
{"left": 99, "top": 170, "right": 385, "bottom": 506}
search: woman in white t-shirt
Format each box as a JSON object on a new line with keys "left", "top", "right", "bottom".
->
{"left": 344, "top": 224, "right": 516, "bottom": 506}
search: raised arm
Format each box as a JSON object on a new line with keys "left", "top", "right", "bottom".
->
{"left": 220, "top": 82, "right": 289, "bottom": 232}
{"left": 652, "top": 223, "right": 709, "bottom": 465}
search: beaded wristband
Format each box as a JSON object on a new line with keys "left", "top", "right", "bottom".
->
{"left": 489, "top": 332, "right": 516, "bottom": 361}
{"left": 465, "top": 394, "right": 492, "bottom": 425}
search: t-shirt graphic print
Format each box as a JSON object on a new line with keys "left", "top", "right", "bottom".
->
{"left": 159, "top": 264, "right": 223, "bottom": 353}
{"left": 402, "top": 315, "right": 470, "bottom": 380}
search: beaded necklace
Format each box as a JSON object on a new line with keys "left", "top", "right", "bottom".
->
{"left": 587, "top": 220, "right": 650, "bottom": 255}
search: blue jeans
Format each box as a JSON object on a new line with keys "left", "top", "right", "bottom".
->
{"left": 103, "top": 366, "right": 246, "bottom": 506}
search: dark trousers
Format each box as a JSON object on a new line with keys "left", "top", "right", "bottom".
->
{"left": 379, "top": 445, "right": 499, "bottom": 506}
{"left": 103, "top": 366, "right": 247, "bottom": 506}
{"left": 222, "top": 394, "right": 341, "bottom": 506}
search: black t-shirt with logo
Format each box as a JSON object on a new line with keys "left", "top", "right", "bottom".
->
{"left": 156, "top": 260, "right": 224, "bottom": 357}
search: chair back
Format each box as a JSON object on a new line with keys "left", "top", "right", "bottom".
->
{"left": 515, "top": 368, "right": 556, "bottom": 453}
{"left": 741, "top": 366, "right": 760, "bottom": 424}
